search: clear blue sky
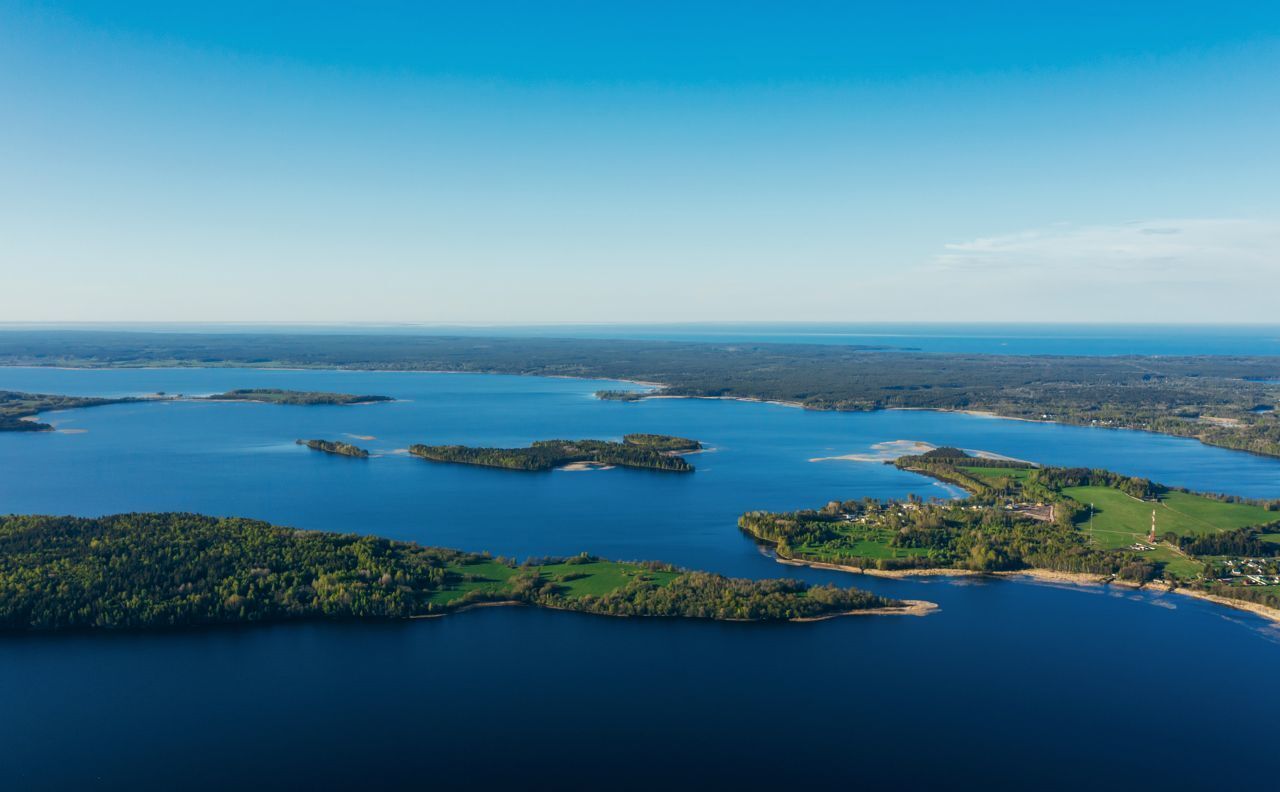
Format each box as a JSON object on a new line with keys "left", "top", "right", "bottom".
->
{"left": 2, "top": 1, "right": 1277, "bottom": 323}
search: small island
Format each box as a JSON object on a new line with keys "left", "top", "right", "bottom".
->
{"left": 1, "top": 389, "right": 150, "bottom": 432}
{"left": 739, "top": 447, "right": 1280, "bottom": 619}
{"left": 202, "top": 389, "right": 393, "bottom": 405}
{"left": 0, "top": 513, "right": 924, "bottom": 631}
{"left": 296, "top": 439, "right": 369, "bottom": 458}
{"left": 409, "top": 434, "right": 702, "bottom": 472}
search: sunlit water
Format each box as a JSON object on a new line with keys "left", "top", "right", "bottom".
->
{"left": 2, "top": 367, "right": 1278, "bottom": 789}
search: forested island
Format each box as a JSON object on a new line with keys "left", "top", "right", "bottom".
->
{"left": 203, "top": 389, "right": 392, "bottom": 405}
{"left": 0, "top": 331, "right": 1276, "bottom": 457}
{"left": 297, "top": 439, "right": 369, "bottom": 458}
{"left": 409, "top": 434, "right": 701, "bottom": 472}
{"left": 0, "top": 389, "right": 148, "bottom": 432}
{"left": 0, "top": 513, "right": 915, "bottom": 631}
{"left": 739, "top": 448, "right": 1280, "bottom": 616}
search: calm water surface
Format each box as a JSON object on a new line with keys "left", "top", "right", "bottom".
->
{"left": 2, "top": 368, "right": 1278, "bottom": 790}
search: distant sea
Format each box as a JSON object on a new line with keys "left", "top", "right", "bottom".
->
{"left": 4, "top": 322, "right": 1278, "bottom": 356}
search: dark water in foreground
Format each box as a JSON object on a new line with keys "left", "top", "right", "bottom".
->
{"left": 2, "top": 368, "right": 1279, "bottom": 790}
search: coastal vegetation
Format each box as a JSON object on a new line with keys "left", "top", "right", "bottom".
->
{"left": 1, "top": 331, "right": 1277, "bottom": 457}
{"left": 297, "top": 439, "right": 369, "bottom": 458}
{"left": 409, "top": 435, "right": 699, "bottom": 472}
{"left": 739, "top": 449, "right": 1280, "bottom": 610}
{"left": 0, "top": 513, "right": 902, "bottom": 630}
{"left": 203, "top": 389, "right": 392, "bottom": 405}
{"left": 0, "top": 389, "right": 145, "bottom": 432}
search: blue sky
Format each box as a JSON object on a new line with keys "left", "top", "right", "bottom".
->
{"left": 1, "top": 1, "right": 1277, "bottom": 323}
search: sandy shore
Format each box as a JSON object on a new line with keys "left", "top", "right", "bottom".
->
{"left": 1170, "top": 588, "right": 1280, "bottom": 624}
{"left": 557, "top": 461, "right": 616, "bottom": 471}
{"left": 771, "top": 551, "right": 1280, "bottom": 622}
{"left": 790, "top": 599, "right": 938, "bottom": 621}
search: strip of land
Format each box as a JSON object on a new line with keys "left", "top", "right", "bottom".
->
{"left": 0, "top": 390, "right": 153, "bottom": 432}
{"left": 409, "top": 434, "right": 701, "bottom": 472}
{"left": 739, "top": 447, "right": 1280, "bottom": 622}
{"left": 202, "top": 389, "right": 393, "bottom": 405}
{"left": 297, "top": 438, "right": 369, "bottom": 458}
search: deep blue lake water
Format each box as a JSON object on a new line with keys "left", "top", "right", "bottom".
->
{"left": 2, "top": 367, "right": 1279, "bottom": 790}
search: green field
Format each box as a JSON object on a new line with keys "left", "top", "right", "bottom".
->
{"left": 430, "top": 558, "right": 678, "bottom": 604}
{"left": 794, "top": 524, "right": 931, "bottom": 564}
{"left": 958, "top": 466, "right": 1032, "bottom": 483}
{"left": 1062, "top": 485, "right": 1274, "bottom": 577}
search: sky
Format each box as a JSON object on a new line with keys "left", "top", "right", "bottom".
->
{"left": 1, "top": 1, "right": 1278, "bottom": 324}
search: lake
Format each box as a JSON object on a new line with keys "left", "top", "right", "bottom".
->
{"left": 2, "top": 367, "right": 1279, "bottom": 789}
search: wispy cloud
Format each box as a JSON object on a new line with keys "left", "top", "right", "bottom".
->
{"left": 933, "top": 218, "right": 1279, "bottom": 283}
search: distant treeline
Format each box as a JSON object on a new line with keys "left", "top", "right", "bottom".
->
{"left": 409, "top": 436, "right": 698, "bottom": 472}
{"left": 0, "top": 513, "right": 895, "bottom": 630}
{"left": 1, "top": 330, "right": 1276, "bottom": 456}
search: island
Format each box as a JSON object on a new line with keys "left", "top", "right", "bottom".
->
{"left": 1, "top": 389, "right": 150, "bottom": 432}
{"left": 409, "top": 434, "right": 702, "bottom": 472}
{"left": 202, "top": 389, "right": 393, "bottom": 405}
{"left": 0, "top": 513, "right": 926, "bottom": 631}
{"left": 739, "top": 447, "right": 1280, "bottom": 619}
{"left": 296, "top": 438, "right": 369, "bottom": 458}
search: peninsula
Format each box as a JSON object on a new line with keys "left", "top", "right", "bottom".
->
{"left": 297, "top": 438, "right": 369, "bottom": 458}
{"left": 202, "top": 389, "right": 393, "bottom": 405}
{"left": 409, "top": 434, "right": 701, "bottom": 472}
{"left": 739, "top": 447, "right": 1280, "bottom": 618}
{"left": 1, "top": 389, "right": 151, "bottom": 432}
{"left": 0, "top": 513, "right": 919, "bottom": 631}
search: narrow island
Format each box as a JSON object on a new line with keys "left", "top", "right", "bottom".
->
{"left": 202, "top": 389, "right": 393, "bottom": 405}
{"left": 409, "top": 434, "right": 702, "bottom": 472}
{"left": 739, "top": 447, "right": 1280, "bottom": 620}
{"left": 1, "top": 389, "right": 152, "bottom": 432}
{"left": 0, "top": 513, "right": 927, "bottom": 631}
{"left": 297, "top": 438, "right": 369, "bottom": 458}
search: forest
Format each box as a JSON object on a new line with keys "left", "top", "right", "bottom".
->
{"left": 409, "top": 435, "right": 699, "bottom": 472}
{"left": 0, "top": 330, "right": 1276, "bottom": 456}
{"left": 0, "top": 513, "right": 894, "bottom": 630}
{"left": 297, "top": 439, "right": 369, "bottom": 458}
{"left": 203, "top": 389, "right": 393, "bottom": 405}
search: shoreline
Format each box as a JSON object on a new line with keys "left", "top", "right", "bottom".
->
{"left": 407, "top": 597, "right": 936, "bottom": 623}
{"left": 770, "top": 550, "right": 1280, "bottom": 623}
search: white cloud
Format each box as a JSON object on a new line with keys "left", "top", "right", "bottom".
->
{"left": 933, "top": 218, "right": 1280, "bottom": 283}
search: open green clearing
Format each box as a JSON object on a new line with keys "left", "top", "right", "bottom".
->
{"left": 430, "top": 558, "right": 679, "bottom": 605}
{"left": 958, "top": 466, "right": 1032, "bottom": 483}
{"left": 793, "top": 524, "right": 931, "bottom": 565}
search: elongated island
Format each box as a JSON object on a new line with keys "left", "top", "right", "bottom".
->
{"left": 203, "top": 389, "right": 393, "bottom": 405}
{"left": 409, "top": 434, "right": 702, "bottom": 472}
{"left": 739, "top": 447, "right": 1280, "bottom": 619}
{"left": 0, "top": 513, "right": 927, "bottom": 631}
{"left": 297, "top": 438, "right": 369, "bottom": 458}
